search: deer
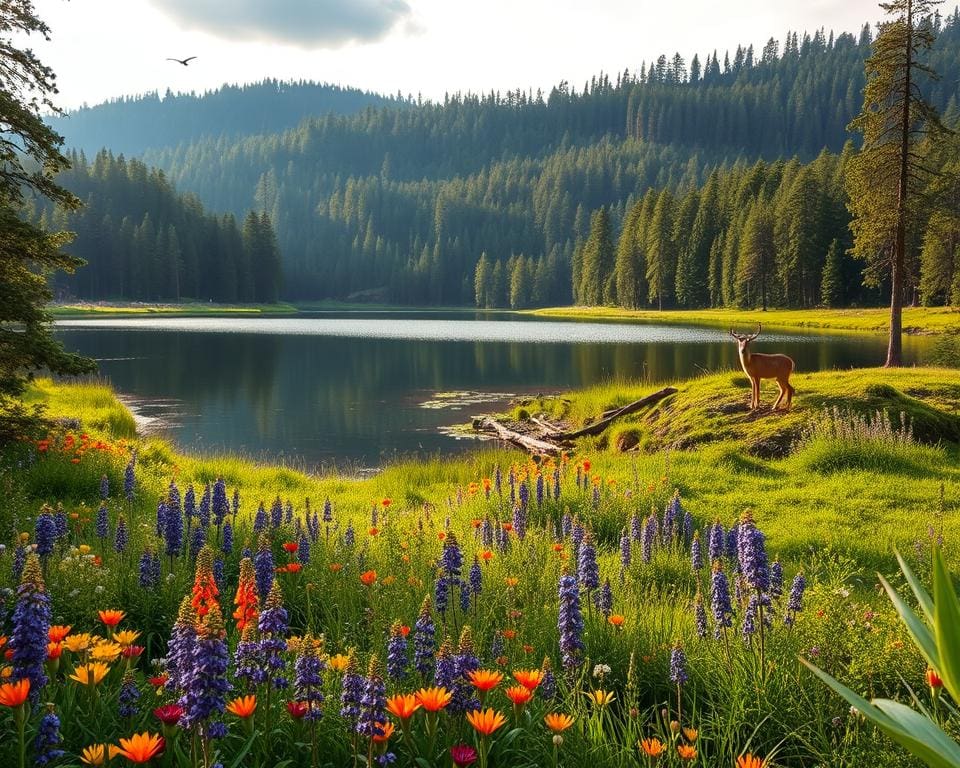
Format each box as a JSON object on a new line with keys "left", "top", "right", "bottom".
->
{"left": 729, "top": 324, "right": 795, "bottom": 411}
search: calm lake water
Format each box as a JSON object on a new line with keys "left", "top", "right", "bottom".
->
{"left": 54, "top": 312, "right": 934, "bottom": 468}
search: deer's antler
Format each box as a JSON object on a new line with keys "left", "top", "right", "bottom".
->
{"left": 748, "top": 323, "right": 762, "bottom": 341}
{"left": 729, "top": 328, "right": 740, "bottom": 340}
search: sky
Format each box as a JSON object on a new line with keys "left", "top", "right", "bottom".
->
{"left": 31, "top": 0, "right": 884, "bottom": 111}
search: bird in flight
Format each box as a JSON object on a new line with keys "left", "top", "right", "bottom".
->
{"left": 167, "top": 56, "right": 197, "bottom": 66}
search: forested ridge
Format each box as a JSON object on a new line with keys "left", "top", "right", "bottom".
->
{"left": 46, "top": 12, "right": 960, "bottom": 307}
{"left": 48, "top": 80, "right": 402, "bottom": 159}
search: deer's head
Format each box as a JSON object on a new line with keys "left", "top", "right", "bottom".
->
{"left": 729, "top": 324, "right": 762, "bottom": 354}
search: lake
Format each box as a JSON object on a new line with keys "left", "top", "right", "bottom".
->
{"left": 54, "top": 312, "right": 934, "bottom": 468}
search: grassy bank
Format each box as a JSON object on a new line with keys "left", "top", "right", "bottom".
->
{"left": 50, "top": 300, "right": 299, "bottom": 316}
{"left": 1, "top": 370, "right": 958, "bottom": 767}
{"left": 528, "top": 305, "right": 960, "bottom": 335}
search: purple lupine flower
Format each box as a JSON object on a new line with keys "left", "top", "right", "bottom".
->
{"left": 595, "top": 578, "right": 613, "bottom": 617}
{"left": 184, "top": 485, "right": 196, "bottom": 531}
{"left": 557, "top": 574, "right": 584, "bottom": 671}
{"left": 11, "top": 554, "right": 50, "bottom": 702}
{"left": 591, "top": 483, "right": 600, "bottom": 509}
{"left": 691, "top": 532, "right": 703, "bottom": 571}
{"left": 258, "top": 582, "right": 289, "bottom": 689}
{"left": 254, "top": 534, "right": 274, "bottom": 603}
{"left": 694, "top": 594, "right": 708, "bottom": 639}
{"left": 344, "top": 523, "right": 355, "bottom": 548}
{"left": 234, "top": 625, "right": 266, "bottom": 688}
{"left": 340, "top": 654, "right": 364, "bottom": 728}
{"left": 212, "top": 478, "right": 229, "bottom": 528}
{"left": 458, "top": 579, "right": 471, "bottom": 612}
{"left": 179, "top": 606, "right": 231, "bottom": 738}
{"left": 494, "top": 464, "right": 502, "bottom": 496}
{"left": 737, "top": 514, "right": 769, "bottom": 593}
{"left": 221, "top": 522, "right": 233, "bottom": 556}
{"left": 34, "top": 705, "right": 64, "bottom": 765}
{"left": 642, "top": 514, "right": 656, "bottom": 563}
{"left": 156, "top": 499, "right": 167, "bottom": 538}
{"left": 683, "top": 511, "right": 693, "bottom": 543}
{"left": 164, "top": 498, "right": 183, "bottom": 559}
{"left": 434, "top": 639, "right": 457, "bottom": 691}
{"left": 253, "top": 503, "right": 268, "bottom": 533}
{"left": 284, "top": 500, "right": 294, "bottom": 525}
{"left": 166, "top": 598, "right": 198, "bottom": 693}
{"left": 35, "top": 508, "right": 57, "bottom": 561}
{"left": 512, "top": 504, "right": 527, "bottom": 541}
{"left": 139, "top": 550, "right": 156, "bottom": 588}
{"left": 190, "top": 526, "right": 206, "bottom": 560}
{"left": 578, "top": 537, "right": 599, "bottom": 593}
{"left": 54, "top": 507, "right": 68, "bottom": 540}
{"left": 151, "top": 552, "right": 161, "bottom": 584}
{"left": 119, "top": 672, "right": 141, "bottom": 718}
{"left": 785, "top": 573, "right": 806, "bottom": 627}
{"left": 357, "top": 656, "right": 387, "bottom": 738}
{"left": 449, "top": 629, "right": 480, "bottom": 714}
{"left": 100, "top": 473, "right": 110, "bottom": 500}
{"left": 726, "top": 523, "right": 739, "bottom": 562}
{"left": 13, "top": 544, "right": 25, "bottom": 581}
{"left": 518, "top": 479, "right": 529, "bottom": 511}
{"left": 199, "top": 484, "right": 212, "bottom": 528}
{"left": 413, "top": 597, "right": 435, "bottom": 677}
{"left": 710, "top": 564, "right": 734, "bottom": 638}
{"left": 270, "top": 497, "right": 283, "bottom": 529}
{"left": 434, "top": 575, "right": 449, "bottom": 617}
{"left": 562, "top": 511, "right": 572, "bottom": 538}
{"left": 124, "top": 458, "right": 135, "bottom": 500}
{"left": 469, "top": 556, "right": 482, "bottom": 596}
{"left": 539, "top": 661, "right": 556, "bottom": 701}
{"left": 96, "top": 503, "right": 110, "bottom": 540}
{"left": 536, "top": 473, "right": 544, "bottom": 507}
{"left": 770, "top": 560, "right": 783, "bottom": 600}
{"left": 114, "top": 514, "right": 128, "bottom": 553}
{"left": 294, "top": 634, "right": 326, "bottom": 720}
{"left": 481, "top": 518, "right": 493, "bottom": 548}
{"left": 508, "top": 467, "right": 516, "bottom": 504}
{"left": 708, "top": 521, "right": 725, "bottom": 562}
{"left": 213, "top": 558, "right": 225, "bottom": 591}
{"left": 441, "top": 532, "right": 463, "bottom": 579}
{"left": 669, "top": 644, "right": 688, "bottom": 685}
{"left": 630, "top": 513, "right": 642, "bottom": 542}
{"left": 619, "top": 530, "right": 631, "bottom": 580}
{"left": 742, "top": 593, "right": 759, "bottom": 639}
{"left": 168, "top": 480, "right": 182, "bottom": 519}
{"left": 489, "top": 631, "right": 504, "bottom": 659}
{"left": 571, "top": 522, "right": 585, "bottom": 560}
{"left": 387, "top": 621, "right": 408, "bottom": 680}
{"left": 298, "top": 531, "right": 310, "bottom": 564}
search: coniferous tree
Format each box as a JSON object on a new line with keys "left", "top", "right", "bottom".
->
{"left": 474, "top": 252, "right": 491, "bottom": 308}
{"left": 645, "top": 190, "right": 676, "bottom": 310}
{"left": 846, "top": 0, "right": 947, "bottom": 365}
{"left": 578, "top": 208, "right": 614, "bottom": 305}
{"left": 820, "top": 238, "right": 845, "bottom": 306}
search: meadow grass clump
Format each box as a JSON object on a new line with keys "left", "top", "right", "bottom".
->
{"left": 792, "top": 406, "right": 946, "bottom": 475}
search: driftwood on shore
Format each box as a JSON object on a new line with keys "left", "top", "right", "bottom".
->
{"left": 472, "top": 386, "right": 678, "bottom": 456}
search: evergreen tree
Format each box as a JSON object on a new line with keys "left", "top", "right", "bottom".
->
{"left": 645, "top": 190, "right": 676, "bottom": 310}
{"left": 846, "top": 0, "right": 947, "bottom": 365}
{"left": 578, "top": 208, "right": 614, "bottom": 305}
{"left": 736, "top": 202, "right": 775, "bottom": 309}
{"left": 820, "top": 238, "right": 845, "bottom": 306}
{"left": 473, "top": 252, "right": 491, "bottom": 308}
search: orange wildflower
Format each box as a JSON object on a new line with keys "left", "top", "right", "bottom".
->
{"left": 467, "top": 669, "right": 503, "bottom": 692}
{"left": 512, "top": 668, "right": 544, "bottom": 690}
{"left": 48, "top": 625, "right": 72, "bottom": 643}
{"left": 415, "top": 686, "right": 452, "bottom": 712}
{"left": 677, "top": 745, "right": 697, "bottom": 761}
{"left": 504, "top": 577, "right": 519, "bottom": 588}
{"left": 372, "top": 722, "right": 395, "bottom": 743}
{"left": 98, "top": 610, "right": 126, "bottom": 628}
{"left": 544, "top": 713, "right": 575, "bottom": 733}
{"left": 608, "top": 614, "right": 626, "bottom": 628}
{"left": 386, "top": 693, "right": 421, "bottom": 721}
{"left": 0, "top": 678, "right": 30, "bottom": 708}
{"left": 360, "top": 570, "right": 377, "bottom": 586}
{"left": 111, "top": 732, "right": 165, "bottom": 763}
{"left": 466, "top": 708, "right": 507, "bottom": 736}
{"left": 639, "top": 738, "right": 666, "bottom": 757}
{"left": 190, "top": 548, "right": 220, "bottom": 618}
{"left": 737, "top": 756, "right": 768, "bottom": 768}
{"left": 504, "top": 685, "right": 533, "bottom": 706}
{"left": 233, "top": 559, "right": 259, "bottom": 631}
{"left": 329, "top": 563, "right": 343, "bottom": 572}
{"left": 226, "top": 695, "right": 257, "bottom": 718}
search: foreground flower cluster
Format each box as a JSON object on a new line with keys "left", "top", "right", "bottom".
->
{"left": 0, "top": 452, "right": 910, "bottom": 767}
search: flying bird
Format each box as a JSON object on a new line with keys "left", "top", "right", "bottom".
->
{"left": 166, "top": 56, "right": 197, "bottom": 66}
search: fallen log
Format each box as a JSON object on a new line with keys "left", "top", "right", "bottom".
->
{"left": 529, "top": 415, "right": 565, "bottom": 437}
{"left": 473, "top": 416, "right": 563, "bottom": 456}
{"left": 555, "top": 386, "right": 677, "bottom": 440}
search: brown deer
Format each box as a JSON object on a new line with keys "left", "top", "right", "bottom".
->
{"left": 729, "top": 324, "right": 795, "bottom": 410}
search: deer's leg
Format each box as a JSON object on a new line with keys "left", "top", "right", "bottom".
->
{"left": 774, "top": 380, "right": 786, "bottom": 410}
{"left": 785, "top": 380, "right": 795, "bottom": 410}
{"left": 751, "top": 377, "right": 760, "bottom": 409}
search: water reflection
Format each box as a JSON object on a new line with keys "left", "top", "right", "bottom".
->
{"left": 54, "top": 313, "right": 932, "bottom": 467}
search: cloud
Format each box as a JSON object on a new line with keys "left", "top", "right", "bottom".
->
{"left": 150, "top": 0, "right": 413, "bottom": 48}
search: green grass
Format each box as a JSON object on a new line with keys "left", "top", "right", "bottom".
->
{"left": 3, "top": 369, "right": 959, "bottom": 767}
{"left": 49, "top": 301, "right": 299, "bottom": 316}
{"left": 528, "top": 305, "right": 960, "bottom": 336}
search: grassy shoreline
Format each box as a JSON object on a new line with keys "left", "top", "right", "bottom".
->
{"left": 49, "top": 300, "right": 300, "bottom": 317}
{"left": 528, "top": 305, "right": 960, "bottom": 335}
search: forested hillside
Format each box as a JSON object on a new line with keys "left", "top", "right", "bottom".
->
{"left": 45, "top": 12, "right": 960, "bottom": 307}
{"left": 28, "top": 151, "right": 281, "bottom": 302}
{"left": 48, "top": 80, "right": 401, "bottom": 158}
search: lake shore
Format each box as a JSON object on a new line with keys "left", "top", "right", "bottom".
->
{"left": 527, "top": 305, "right": 960, "bottom": 335}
